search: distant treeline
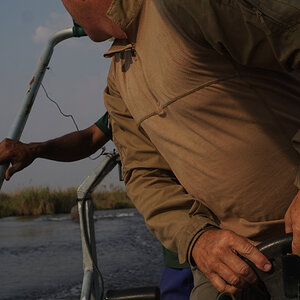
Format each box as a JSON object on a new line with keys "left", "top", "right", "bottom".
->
{"left": 0, "top": 185, "right": 134, "bottom": 218}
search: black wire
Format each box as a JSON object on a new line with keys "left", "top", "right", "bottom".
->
{"left": 89, "top": 146, "right": 106, "bottom": 161}
{"left": 41, "top": 83, "right": 79, "bottom": 131}
{"left": 40, "top": 82, "right": 105, "bottom": 161}
{"left": 41, "top": 74, "right": 106, "bottom": 298}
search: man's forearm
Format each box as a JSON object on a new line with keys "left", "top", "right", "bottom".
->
{"left": 30, "top": 125, "right": 108, "bottom": 162}
{"left": 0, "top": 124, "right": 108, "bottom": 180}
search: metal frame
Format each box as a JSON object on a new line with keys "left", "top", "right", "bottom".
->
{"left": 0, "top": 27, "right": 112, "bottom": 299}
{"left": 0, "top": 28, "right": 74, "bottom": 189}
{"left": 77, "top": 151, "right": 120, "bottom": 300}
{"left": 0, "top": 26, "right": 159, "bottom": 300}
{"left": 0, "top": 27, "right": 77, "bottom": 190}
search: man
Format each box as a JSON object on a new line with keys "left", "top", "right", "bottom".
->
{"left": 0, "top": 112, "right": 194, "bottom": 300}
{"left": 59, "top": 0, "right": 300, "bottom": 299}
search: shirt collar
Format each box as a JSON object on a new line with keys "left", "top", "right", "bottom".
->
{"left": 104, "top": 39, "right": 133, "bottom": 58}
{"left": 106, "top": 0, "right": 144, "bottom": 32}
{"left": 104, "top": 0, "right": 143, "bottom": 58}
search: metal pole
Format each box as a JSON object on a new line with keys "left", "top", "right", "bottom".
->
{"left": 78, "top": 152, "right": 120, "bottom": 300}
{"left": 77, "top": 152, "right": 120, "bottom": 199}
{"left": 79, "top": 198, "right": 100, "bottom": 300}
{"left": 0, "top": 28, "right": 74, "bottom": 190}
{"left": 81, "top": 269, "right": 93, "bottom": 300}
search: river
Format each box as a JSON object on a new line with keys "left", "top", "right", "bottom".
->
{"left": 0, "top": 208, "right": 162, "bottom": 300}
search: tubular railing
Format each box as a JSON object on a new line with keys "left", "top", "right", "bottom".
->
{"left": 0, "top": 26, "right": 159, "bottom": 300}
{"left": 77, "top": 151, "right": 120, "bottom": 300}
{"left": 0, "top": 25, "right": 109, "bottom": 299}
{"left": 0, "top": 26, "right": 85, "bottom": 190}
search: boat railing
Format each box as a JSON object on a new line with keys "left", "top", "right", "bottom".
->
{"left": 0, "top": 25, "right": 85, "bottom": 190}
{"left": 0, "top": 25, "right": 159, "bottom": 300}
{"left": 0, "top": 25, "right": 108, "bottom": 299}
{"left": 77, "top": 151, "right": 120, "bottom": 300}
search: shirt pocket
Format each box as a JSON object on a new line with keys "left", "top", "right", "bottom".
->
{"left": 242, "top": 0, "right": 300, "bottom": 71}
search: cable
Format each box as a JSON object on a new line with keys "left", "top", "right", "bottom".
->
{"left": 89, "top": 146, "right": 106, "bottom": 161}
{"left": 40, "top": 73, "right": 106, "bottom": 298}
{"left": 78, "top": 152, "right": 119, "bottom": 300}
{"left": 41, "top": 82, "right": 105, "bottom": 161}
{"left": 41, "top": 83, "right": 79, "bottom": 131}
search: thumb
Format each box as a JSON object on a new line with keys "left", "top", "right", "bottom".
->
{"left": 5, "top": 163, "right": 22, "bottom": 180}
{"left": 284, "top": 209, "right": 293, "bottom": 234}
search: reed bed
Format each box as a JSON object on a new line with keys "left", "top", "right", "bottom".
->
{"left": 0, "top": 185, "right": 134, "bottom": 218}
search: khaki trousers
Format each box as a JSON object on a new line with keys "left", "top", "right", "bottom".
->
{"left": 190, "top": 268, "right": 270, "bottom": 300}
{"left": 190, "top": 267, "right": 219, "bottom": 300}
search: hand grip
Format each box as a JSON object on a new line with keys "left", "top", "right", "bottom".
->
{"left": 242, "top": 233, "right": 298, "bottom": 300}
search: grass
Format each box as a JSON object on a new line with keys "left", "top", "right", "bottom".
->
{"left": 0, "top": 185, "right": 134, "bottom": 218}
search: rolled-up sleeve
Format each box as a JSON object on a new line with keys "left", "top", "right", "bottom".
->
{"left": 104, "top": 66, "right": 219, "bottom": 263}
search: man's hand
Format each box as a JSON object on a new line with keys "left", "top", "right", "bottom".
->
{"left": 0, "top": 138, "right": 35, "bottom": 180}
{"left": 192, "top": 228, "right": 272, "bottom": 294}
{"left": 285, "top": 190, "right": 300, "bottom": 256}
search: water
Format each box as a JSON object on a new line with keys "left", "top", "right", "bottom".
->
{"left": 0, "top": 209, "right": 163, "bottom": 300}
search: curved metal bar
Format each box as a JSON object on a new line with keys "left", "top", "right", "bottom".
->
{"left": 0, "top": 27, "right": 75, "bottom": 190}
{"left": 257, "top": 233, "right": 293, "bottom": 256}
{"left": 242, "top": 233, "right": 295, "bottom": 300}
{"left": 77, "top": 152, "right": 120, "bottom": 200}
{"left": 77, "top": 152, "right": 120, "bottom": 300}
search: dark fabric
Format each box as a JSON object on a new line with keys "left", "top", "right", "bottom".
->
{"left": 162, "top": 247, "right": 190, "bottom": 269}
{"left": 234, "top": 280, "right": 271, "bottom": 300}
{"left": 94, "top": 111, "right": 112, "bottom": 140}
{"left": 158, "top": 266, "right": 193, "bottom": 300}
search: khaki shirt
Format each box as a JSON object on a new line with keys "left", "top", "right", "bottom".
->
{"left": 104, "top": 0, "right": 300, "bottom": 263}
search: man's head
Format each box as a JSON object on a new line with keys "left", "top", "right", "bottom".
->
{"left": 61, "top": 0, "right": 127, "bottom": 41}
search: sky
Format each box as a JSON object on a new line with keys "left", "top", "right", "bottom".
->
{"left": 0, "top": 1, "right": 121, "bottom": 192}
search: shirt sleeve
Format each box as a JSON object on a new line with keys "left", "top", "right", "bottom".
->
{"left": 103, "top": 65, "right": 219, "bottom": 264}
{"left": 94, "top": 111, "right": 112, "bottom": 140}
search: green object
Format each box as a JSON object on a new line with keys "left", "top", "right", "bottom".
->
{"left": 72, "top": 20, "right": 87, "bottom": 37}
{"left": 95, "top": 112, "right": 112, "bottom": 140}
{"left": 163, "top": 247, "right": 190, "bottom": 269}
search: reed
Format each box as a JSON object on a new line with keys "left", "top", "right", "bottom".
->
{"left": 93, "top": 185, "right": 134, "bottom": 210}
{"left": 0, "top": 185, "right": 133, "bottom": 218}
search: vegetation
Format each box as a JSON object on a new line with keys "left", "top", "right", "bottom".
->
{"left": 0, "top": 185, "right": 134, "bottom": 218}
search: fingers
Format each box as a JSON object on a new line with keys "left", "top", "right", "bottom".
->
{"left": 5, "top": 164, "right": 21, "bottom": 180}
{"left": 206, "top": 272, "right": 240, "bottom": 295}
{"left": 4, "top": 168, "right": 10, "bottom": 181}
{"left": 192, "top": 229, "right": 272, "bottom": 294}
{"left": 224, "top": 250, "right": 257, "bottom": 285}
{"left": 284, "top": 207, "right": 293, "bottom": 234}
{"left": 285, "top": 192, "right": 300, "bottom": 256}
{"left": 291, "top": 214, "right": 300, "bottom": 255}
{"left": 292, "top": 233, "right": 300, "bottom": 255}
{"left": 214, "top": 261, "right": 249, "bottom": 289}
{"left": 230, "top": 233, "right": 272, "bottom": 272}
{"left": 0, "top": 138, "right": 16, "bottom": 166}
{"left": 0, "top": 139, "right": 34, "bottom": 180}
